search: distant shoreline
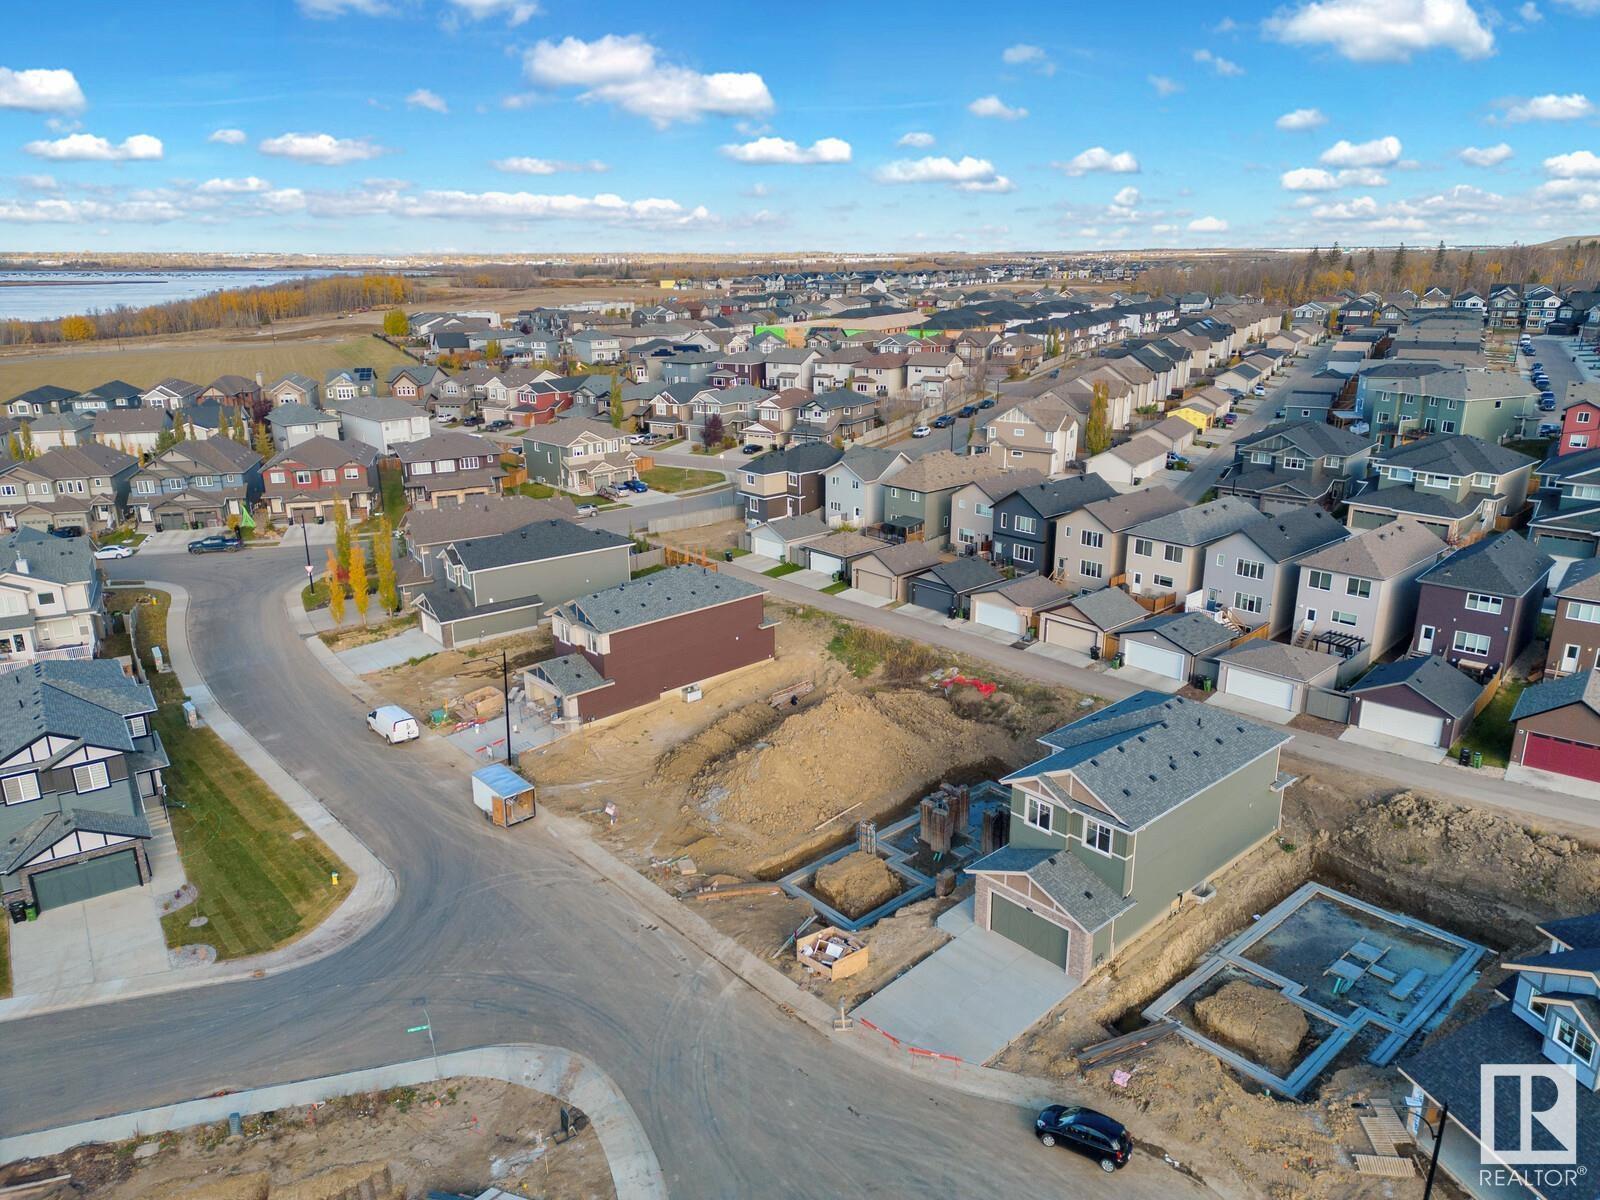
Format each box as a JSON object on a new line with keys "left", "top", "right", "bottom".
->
{"left": 0, "top": 279, "right": 159, "bottom": 288}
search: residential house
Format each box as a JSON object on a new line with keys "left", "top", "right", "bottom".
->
{"left": 394, "top": 432, "right": 505, "bottom": 510}
{"left": 1216, "top": 422, "right": 1375, "bottom": 514}
{"left": 1410, "top": 531, "right": 1550, "bottom": 671}
{"left": 66, "top": 380, "right": 141, "bottom": 413}
{"left": 1117, "top": 611, "right": 1237, "bottom": 684}
{"left": 986, "top": 394, "right": 1082, "bottom": 475}
{"left": 1123, "top": 497, "right": 1265, "bottom": 601}
{"left": 388, "top": 365, "right": 444, "bottom": 402}
{"left": 1290, "top": 519, "right": 1449, "bottom": 677}
{"left": 849, "top": 352, "right": 909, "bottom": 398}
{"left": 949, "top": 469, "right": 1047, "bottom": 555}
{"left": 1085, "top": 434, "right": 1170, "bottom": 488}
{"left": 741, "top": 388, "right": 810, "bottom": 449}
{"left": 1361, "top": 365, "right": 1536, "bottom": 446}
{"left": 199, "top": 374, "right": 262, "bottom": 417}
{"left": 414, "top": 519, "right": 632, "bottom": 650}
{"left": 905, "top": 557, "right": 1003, "bottom": 618}
{"left": 822, "top": 446, "right": 909, "bottom": 528}
{"left": 127, "top": 438, "right": 261, "bottom": 531}
{"left": 0, "top": 445, "right": 137, "bottom": 534}
{"left": 689, "top": 383, "right": 768, "bottom": 443}
{"left": 0, "top": 660, "right": 168, "bottom": 912}
{"left": 1037, "top": 585, "right": 1149, "bottom": 658}
{"left": 880, "top": 451, "right": 1010, "bottom": 547}
{"left": 1347, "top": 434, "right": 1535, "bottom": 544}
{"left": 1141, "top": 415, "right": 1199, "bottom": 456}
{"left": 0, "top": 528, "right": 103, "bottom": 667}
{"left": 1509, "top": 671, "right": 1600, "bottom": 786}
{"left": 568, "top": 328, "right": 623, "bottom": 365}
{"left": 790, "top": 389, "right": 879, "bottom": 444}
{"left": 746, "top": 512, "right": 832, "bottom": 564}
{"left": 262, "top": 436, "right": 380, "bottom": 523}
{"left": 1346, "top": 655, "right": 1484, "bottom": 750}
{"left": 1530, "top": 446, "right": 1600, "bottom": 564}
{"left": 139, "top": 378, "right": 203, "bottom": 412}
{"left": 1051, "top": 489, "right": 1189, "bottom": 593}
{"left": 337, "top": 396, "right": 432, "bottom": 453}
{"left": 1214, "top": 640, "right": 1343, "bottom": 715}
{"left": 966, "top": 693, "right": 1291, "bottom": 978}
{"left": 398, "top": 493, "right": 578, "bottom": 597}
{"left": 90, "top": 409, "right": 169, "bottom": 459}
{"left": 760, "top": 348, "right": 821, "bottom": 392}
{"left": 737, "top": 426, "right": 851, "bottom": 516}
{"left": 850, "top": 542, "right": 947, "bottom": 602}
{"left": 265, "top": 372, "right": 319, "bottom": 409}
{"left": 991, "top": 476, "right": 1117, "bottom": 574}
{"left": 1543, "top": 559, "right": 1600, "bottom": 678}
{"left": 810, "top": 348, "right": 871, "bottom": 392}
{"left": 526, "top": 567, "right": 775, "bottom": 723}
{"left": 905, "top": 352, "right": 965, "bottom": 402}
{"left": 27, "top": 414, "right": 94, "bottom": 452}
{"left": 1198, "top": 507, "right": 1351, "bottom": 636}
{"left": 969, "top": 574, "right": 1074, "bottom": 637}
{"left": 1558, "top": 400, "right": 1600, "bottom": 457}
{"left": 323, "top": 367, "right": 379, "bottom": 404}
{"left": 708, "top": 351, "right": 768, "bottom": 391}
{"left": 266, "top": 403, "right": 341, "bottom": 450}
{"left": 796, "top": 530, "right": 886, "bottom": 582}
{"left": 522, "top": 418, "right": 639, "bottom": 495}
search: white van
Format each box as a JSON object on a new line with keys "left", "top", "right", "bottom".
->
{"left": 366, "top": 705, "right": 420, "bottom": 744}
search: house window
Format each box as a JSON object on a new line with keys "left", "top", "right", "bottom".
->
{"left": 1081, "top": 530, "right": 1104, "bottom": 548}
{"left": 1014, "top": 515, "right": 1038, "bottom": 535}
{"left": 1442, "top": 421, "right": 1457, "bottom": 434}
{"left": 344, "top": 466, "right": 362, "bottom": 480}
{"left": 1324, "top": 456, "right": 1343, "bottom": 469}
{"left": 1163, "top": 545, "right": 1184, "bottom": 564}
{"left": 1234, "top": 592, "right": 1264, "bottom": 614}
{"left": 975, "top": 502, "right": 991, "bottom": 516}
{"left": 1024, "top": 795, "right": 1054, "bottom": 834}
{"left": 412, "top": 461, "right": 433, "bottom": 476}
{"left": 1346, "top": 578, "right": 1372, "bottom": 599}
{"left": 1332, "top": 610, "right": 1358, "bottom": 626}
{"left": 1554, "top": 1015, "right": 1597, "bottom": 1066}
{"left": 269, "top": 471, "right": 286, "bottom": 484}
{"left": 321, "top": 469, "right": 337, "bottom": 482}
{"left": 128, "top": 714, "right": 149, "bottom": 737}
{"left": 1580, "top": 411, "right": 1593, "bottom": 425}
{"left": 1283, "top": 456, "right": 1307, "bottom": 471}
{"left": 295, "top": 471, "right": 312, "bottom": 485}
{"left": 1082, "top": 819, "right": 1114, "bottom": 855}
{"left": 1570, "top": 601, "right": 1600, "bottom": 624}
{"left": 1154, "top": 573, "right": 1175, "bottom": 589}
{"left": 1465, "top": 593, "right": 1503, "bottom": 614}
{"left": 1133, "top": 538, "right": 1153, "bottom": 557}
{"left": 1453, "top": 630, "right": 1492, "bottom": 655}
{"left": 72, "top": 762, "right": 110, "bottom": 793}
{"left": 1308, "top": 570, "right": 1332, "bottom": 592}
{"left": 1574, "top": 436, "right": 1592, "bottom": 449}
{"left": 1236, "top": 558, "right": 1265, "bottom": 580}
{"left": 2, "top": 772, "right": 40, "bottom": 805}
{"left": 1081, "top": 560, "right": 1104, "bottom": 579}
{"left": 1572, "top": 484, "right": 1600, "bottom": 502}
{"left": 1014, "top": 544, "right": 1036, "bottom": 565}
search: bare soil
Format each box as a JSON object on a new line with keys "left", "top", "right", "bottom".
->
{"left": 812, "top": 851, "right": 900, "bottom": 919}
{"left": 365, "top": 628, "right": 552, "bottom": 720}
{"left": 1193, "top": 980, "right": 1311, "bottom": 1076}
{"left": 0, "top": 1077, "right": 612, "bottom": 1200}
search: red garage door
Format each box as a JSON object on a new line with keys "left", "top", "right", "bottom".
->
{"left": 1522, "top": 733, "right": 1600, "bottom": 783}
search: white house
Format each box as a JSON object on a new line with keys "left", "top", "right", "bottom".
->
{"left": 337, "top": 397, "right": 433, "bottom": 454}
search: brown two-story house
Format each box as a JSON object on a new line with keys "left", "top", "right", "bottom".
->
{"left": 1547, "top": 559, "right": 1600, "bottom": 677}
{"left": 394, "top": 431, "right": 506, "bottom": 510}
{"left": 262, "top": 435, "right": 380, "bottom": 523}
{"left": 1410, "top": 531, "right": 1551, "bottom": 672}
{"left": 739, "top": 442, "right": 842, "bottom": 523}
{"left": 0, "top": 445, "right": 137, "bottom": 534}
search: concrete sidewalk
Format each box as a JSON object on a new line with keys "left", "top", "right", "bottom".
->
{"left": 334, "top": 626, "right": 437, "bottom": 673}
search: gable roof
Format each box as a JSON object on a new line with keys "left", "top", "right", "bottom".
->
{"left": 1123, "top": 611, "right": 1236, "bottom": 657}
{"left": 885, "top": 449, "right": 1009, "bottom": 494}
{"left": 446, "top": 518, "right": 631, "bottom": 572}
{"left": 1216, "top": 639, "right": 1342, "bottom": 683}
{"left": 835, "top": 445, "right": 905, "bottom": 484}
{"left": 744, "top": 442, "right": 844, "bottom": 477}
{"left": 10, "top": 443, "right": 135, "bottom": 480}
{"left": 1007, "top": 474, "right": 1118, "bottom": 520}
{"left": 558, "top": 565, "right": 765, "bottom": 634}
{"left": 1349, "top": 654, "right": 1483, "bottom": 717}
{"left": 918, "top": 556, "right": 1002, "bottom": 593}
{"left": 1557, "top": 558, "right": 1600, "bottom": 602}
{"left": 965, "top": 844, "right": 1132, "bottom": 932}
{"left": 1057, "top": 586, "right": 1148, "bottom": 632}
{"left": 1511, "top": 670, "right": 1600, "bottom": 723}
{"left": 1126, "top": 496, "right": 1264, "bottom": 547}
{"left": 1080, "top": 488, "right": 1188, "bottom": 533}
{"left": 1236, "top": 419, "right": 1372, "bottom": 457}
{"left": 1296, "top": 519, "right": 1446, "bottom": 578}
{"left": 403, "top": 494, "right": 576, "bottom": 545}
{"left": 1377, "top": 433, "right": 1534, "bottom": 478}
{"left": 1233, "top": 507, "right": 1351, "bottom": 562}
{"left": 0, "top": 659, "right": 156, "bottom": 762}
{"left": 266, "top": 434, "right": 379, "bottom": 471}
{"left": 0, "top": 527, "right": 93, "bottom": 586}
{"left": 861, "top": 541, "right": 945, "bottom": 577}
{"left": 525, "top": 417, "right": 621, "bottom": 448}
{"left": 266, "top": 403, "right": 337, "bottom": 430}
{"left": 1418, "top": 532, "right": 1551, "bottom": 598}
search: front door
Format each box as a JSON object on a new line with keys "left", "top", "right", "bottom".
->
{"left": 1562, "top": 643, "right": 1582, "bottom": 673}
{"left": 1418, "top": 625, "right": 1435, "bottom": 654}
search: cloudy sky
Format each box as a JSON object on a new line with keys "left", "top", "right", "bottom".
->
{"left": 2, "top": 0, "right": 1599, "bottom": 253}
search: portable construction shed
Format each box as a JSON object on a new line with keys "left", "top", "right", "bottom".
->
{"left": 471, "top": 763, "right": 537, "bottom": 828}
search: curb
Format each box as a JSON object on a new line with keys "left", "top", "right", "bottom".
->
{"left": 0, "top": 1044, "right": 666, "bottom": 1200}
{"left": 0, "top": 583, "right": 398, "bottom": 1024}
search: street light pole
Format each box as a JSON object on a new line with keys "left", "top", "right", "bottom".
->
{"left": 299, "top": 513, "right": 313, "bottom": 589}
{"left": 501, "top": 649, "right": 513, "bottom": 765}
{"left": 1411, "top": 1098, "right": 1450, "bottom": 1200}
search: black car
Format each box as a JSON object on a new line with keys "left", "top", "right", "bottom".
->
{"left": 932, "top": 414, "right": 956, "bottom": 428}
{"left": 978, "top": 397, "right": 997, "bottom": 409}
{"left": 958, "top": 404, "right": 979, "bottom": 418}
{"left": 1034, "top": 1105, "right": 1131, "bottom": 1172}
{"left": 188, "top": 533, "right": 243, "bottom": 554}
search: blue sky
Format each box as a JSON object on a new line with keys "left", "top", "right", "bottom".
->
{"left": 2, "top": 0, "right": 1599, "bottom": 253}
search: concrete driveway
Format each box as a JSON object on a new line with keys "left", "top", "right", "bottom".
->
{"left": 9, "top": 887, "right": 170, "bottom": 995}
{"left": 1338, "top": 725, "right": 1448, "bottom": 764}
{"left": 853, "top": 900, "right": 1076, "bottom": 1064}
{"left": 334, "top": 627, "right": 439, "bottom": 674}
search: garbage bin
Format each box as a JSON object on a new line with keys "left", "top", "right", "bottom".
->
{"left": 1458, "top": 747, "right": 1471, "bottom": 766}
{"left": 724, "top": 549, "right": 735, "bottom": 562}
{"left": 1472, "top": 751, "right": 1483, "bottom": 769}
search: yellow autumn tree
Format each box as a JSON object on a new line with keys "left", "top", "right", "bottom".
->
{"left": 325, "top": 548, "right": 346, "bottom": 626}
{"left": 60, "top": 315, "right": 96, "bottom": 341}
{"left": 348, "top": 541, "right": 370, "bottom": 625}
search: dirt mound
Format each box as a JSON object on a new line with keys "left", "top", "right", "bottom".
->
{"left": 813, "top": 852, "right": 900, "bottom": 918}
{"left": 697, "top": 689, "right": 1022, "bottom": 840}
{"left": 655, "top": 702, "right": 784, "bottom": 791}
{"left": 273, "top": 1162, "right": 395, "bottom": 1200}
{"left": 1192, "top": 980, "right": 1310, "bottom": 1075}
{"left": 174, "top": 1176, "right": 270, "bottom": 1200}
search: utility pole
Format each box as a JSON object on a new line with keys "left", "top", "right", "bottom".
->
{"left": 502, "top": 649, "right": 513, "bottom": 765}
{"left": 299, "top": 513, "right": 312, "bottom": 589}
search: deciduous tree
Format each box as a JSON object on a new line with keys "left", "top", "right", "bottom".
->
{"left": 1084, "top": 382, "right": 1111, "bottom": 457}
{"left": 701, "top": 414, "right": 724, "bottom": 450}
{"left": 60, "top": 315, "right": 96, "bottom": 342}
{"left": 333, "top": 504, "right": 351, "bottom": 567}
{"left": 382, "top": 308, "right": 410, "bottom": 338}
{"left": 348, "top": 542, "right": 370, "bottom": 625}
{"left": 325, "top": 548, "right": 346, "bottom": 626}
{"left": 375, "top": 517, "right": 398, "bottom": 614}
{"left": 253, "top": 420, "right": 273, "bottom": 459}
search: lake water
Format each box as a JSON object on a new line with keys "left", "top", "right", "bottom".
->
{"left": 0, "top": 269, "right": 349, "bottom": 321}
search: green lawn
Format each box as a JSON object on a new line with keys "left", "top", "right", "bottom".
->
{"left": 821, "top": 580, "right": 849, "bottom": 595}
{"left": 97, "top": 529, "right": 147, "bottom": 547}
{"left": 639, "top": 466, "right": 724, "bottom": 493}
{"left": 1451, "top": 677, "right": 1527, "bottom": 768}
{"left": 763, "top": 562, "right": 803, "bottom": 577}
{"left": 109, "top": 590, "right": 353, "bottom": 959}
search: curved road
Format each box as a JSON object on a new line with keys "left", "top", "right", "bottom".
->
{"left": 0, "top": 548, "right": 1199, "bottom": 1199}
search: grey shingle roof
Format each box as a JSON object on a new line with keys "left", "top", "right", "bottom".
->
{"left": 744, "top": 442, "right": 844, "bottom": 477}
{"left": 447, "top": 519, "right": 631, "bottom": 572}
{"left": 560, "top": 566, "right": 765, "bottom": 634}
{"left": 1377, "top": 433, "right": 1534, "bottom": 479}
{"left": 267, "top": 435, "right": 379, "bottom": 471}
{"left": 266, "top": 403, "right": 335, "bottom": 430}
{"left": 1296, "top": 519, "right": 1446, "bottom": 578}
{"left": 1235, "top": 507, "right": 1350, "bottom": 561}
{"left": 1419, "top": 532, "right": 1551, "bottom": 598}
{"left": 760, "top": 511, "right": 830, "bottom": 543}
{"left": 966, "top": 845, "right": 1132, "bottom": 931}
{"left": 403, "top": 495, "right": 576, "bottom": 546}
{"left": 1123, "top": 611, "right": 1235, "bottom": 656}
{"left": 415, "top": 584, "right": 543, "bottom": 624}
{"left": 0, "top": 660, "right": 156, "bottom": 762}
{"left": 919, "top": 556, "right": 1001, "bottom": 593}
{"left": 1080, "top": 489, "right": 1188, "bottom": 533}
{"left": 1061, "top": 587, "right": 1148, "bottom": 631}
{"left": 1349, "top": 654, "right": 1483, "bottom": 718}
{"left": 1236, "top": 419, "right": 1372, "bottom": 457}
{"left": 1004, "top": 692, "right": 1291, "bottom": 830}
{"left": 837, "top": 445, "right": 904, "bottom": 484}
{"left": 1011, "top": 474, "right": 1117, "bottom": 520}
{"left": 1126, "top": 496, "right": 1264, "bottom": 547}
{"left": 862, "top": 541, "right": 946, "bottom": 576}
{"left": 1540, "top": 912, "right": 1600, "bottom": 951}
{"left": 993, "top": 574, "right": 1074, "bottom": 610}
{"left": 1511, "top": 670, "right": 1600, "bottom": 722}
{"left": 1558, "top": 558, "right": 1600, "bottom": 601}
{"left": 3, "top": 806, "right": 152, "bottom": 875}
{"left": 1216, "top": 639, "right": 1342, "bottom": 683}
{"left": 529, "top": 652, "right": 610, "bottom": 698}
{"left": 0, "top": 527, "right": 93, "bottom": 586}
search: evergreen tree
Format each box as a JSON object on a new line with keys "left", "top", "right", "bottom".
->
{"left": 325, "top": 548, "right": 346, "bottom": 626}
{"left": 1433, "top": 241, "right": 1447, "bottom": 275}
{"left": 1084, "top": 382, "right": 1111, "bottom": 456}
{"left": 1365, "top": 247, "right": 1378, "bottom": 272}
{"left": 348, "top": 541, "right": 369, "bottom": 625}
{"left": 375, "top": 517, "right": 398, "bottom": 614}
{"left": 1324, "top": 243, "right": 1341, "bottom": 266}
{"left": 1390, "top": 243, "right": 1408, "bottom": 282}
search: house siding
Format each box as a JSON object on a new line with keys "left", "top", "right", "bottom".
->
{"left": 1413, "top": 584, "right": 1538, "bottom": 670}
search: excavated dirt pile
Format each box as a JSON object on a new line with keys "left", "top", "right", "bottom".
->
{"left": 1192, "top": 980, "right": 1310, "bottom": 1076}
{"left": 813, "top": 851, "right": 900, "bottom": 918}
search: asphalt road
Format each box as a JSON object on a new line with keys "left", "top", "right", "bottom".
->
{"left": 0, "top": 546, "right": 1200, "bottom": 1200}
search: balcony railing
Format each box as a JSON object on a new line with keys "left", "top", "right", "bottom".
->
{"left": 0, "top": 643, "right": 93, "bottom": 674}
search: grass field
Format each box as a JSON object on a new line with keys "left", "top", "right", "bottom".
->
{"left": 0, "top": 335, "right": 413, "bottom": 395}
{"left": 1451, "top": 677, "right": 1527, "bottom": 768}
{"left": 639, "top": 466, "right": 725, "bottom": 493}
{"left": 108, "top": 590, "right": 353, "bottom": 959}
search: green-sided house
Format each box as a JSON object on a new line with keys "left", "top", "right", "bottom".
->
{"left": 967, "top": 692, "right": 1293, "bottom": 981}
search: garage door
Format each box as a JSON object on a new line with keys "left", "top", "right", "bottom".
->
{"left": 1357, "top": 700, "right": 1444, "bottom": 747}
{"left": 749, "top": 529, "right": 785, "bottom": 560}
{"left": 907, "top": 580, "right": 954, "bottom": 614}
{"left": 854, "top": 565, "right": 898, "bottom": 600}
{"left": 972, "top": 596, "right": 1026, "bottom": 636}
{"left": 1522, "top": 732, "right": 1600, "bottom": 783}
{"left": 1123, "top": 638, "right": 1186, "bottom": 680}
{"left": 989, "top": 894, "right": 1069, "bottom": 968}
{"left": 808, "top": 552, "right": 844, "bottom": 579}
{"left": 1223, "top": 666, "right": 1296, "bottom": 711}
{"left": 1041, "top": 617, "right": 1096, "bottom": 653}
{"left": 31, "top": 850, "right": 142, "bottom": 911}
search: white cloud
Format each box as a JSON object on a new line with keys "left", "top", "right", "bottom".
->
{"left": 523, "top": 34, "right": 771, "bottom": 126}
{"left": 1055, "top": 146, "right": 1141, "bottom": 175}
{"left": 0, "top": 67, "right": 86, "bottom": 112}
{"left": 1188, "top": 216, "right": 1229, "bottom": 232}
{"left": 1147, "top": 75, "right": 1182, "bottom": 97}
{"left": 23, "top": 133, "right": 163, "bottom": 161}
{"left": 1276, "top": 107, "right": 1327, "bottom": 130}
{"left": 898, "top": 131, "right": 935, "bottom": 147}
{"left": 1280, "top": 165, "right": 1390, "bottom": 189}
{"left": 445, "top": 0, "right": 539, "bottom": 24}
{"left": 1459, "top": 142, "right": 1514, "bottom": 166}
{"left": 1265, "top": 0, "right": 1494, "bottom": 61}
{"left": 1499, "top": 93, "right": 1595, "bottom": 122}
{"left": 720, "top": 136, "right": 851, "bottom": 164}
{"left": 1001, "top": 43, "right": 1054, "bottom": 74}
{"left": 17, "top": 174, "right": 57, "bottom": 190}
{"left": 874, "top": 155, "right": 1010, "bottom": 192}
{"left": 0, "top": 197, "right": 187, "bottom": 224}
{"left": 491, "top": 157, "right": 608, "bottom": 174}
{"left": 198, "top": 176, "right": 271, "bottom": 194}
{"left": 405, "top": 88, "right": 448, "bottom": 113}
{"left": 1545, "top": 150, "right": 1600, "bottom": 177}
{"left": 259, "top": 132, "right": 387, "bottom": 165}
{"left": 968, "top": 95, "right": 1028, "bottom": 120}
{"left": 1112, "top": 186, "right": 1141, "bottom": 207}
{"left": 297, "top": 0, "right": 390, "bottom": 15}
{"left": 208, "top": 128, "right": 247, "bottom": 145}
{"left": 1550, "top": 0, "right": 1600, "bottom": 11}
{"left": 1193, "top": 48, "right": 1244, "bottom": 76}
{"left": 1151, "top": 223, "right": 1178, "bottom": 236}
{"left": 1320, "top": 135, "right": 1402, "bottom": 167}
{"left": 1518, "top": 1, "right": 1543, "bottom": 19}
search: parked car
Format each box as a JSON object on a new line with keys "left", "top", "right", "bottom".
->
{"left": 623, "top": 479, "right": 649, "bottom": 494}
{"left": 575, "top": 504, "right": 599, "bottom": 519}
{"left": 486, "top": 419, "right": 512, "bottom": 432}
{"left": 628, "top": 433, "right": 648, "bottom": 444}
{"left": 741, "top": 443, "right": 762, "bottom": 454}
{"left": 1539, "top": 422, "right": 1562, "bottom": 437}
{"left": 366, "top": 705, "right": 420, "bottom": 744}
{"left": 932, "top": 414, "right": 955, "bottom": 429}
{"left": 957, "top": 404, "right": 978, "bottom": 418}
{"left": 1540, "top": 398, "right": 1558, "bottom": 411}
{"left": 462, "top": 414, "right": 484, "bottom": 426}
{"left": 978, "top": 397, "right": 997, "bottom": 409}
{"left": 1251, "top": 384, "right": 1266, "bottom": 397}
{"left": 911, "top": 424, "right": 932, "bottom": 438}
{"left": 1222, "top": 412, "right": 1237, "bottom": 427}
{"left": 93, "top": 543, "right": 137, "bottom": 560}
{"left": 1166, "top": 453, "right": 1191, "bottom": 471}
{"left": 187, "top": 533, "right": 242, "bottom": 554}
{"left": 1034, "top": 1105, "right": 1131, "bottom": 1172}
{"left": 1533, "top": 362, "right": 1544, "bottom": 372}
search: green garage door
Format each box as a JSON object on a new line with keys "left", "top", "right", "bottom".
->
{"left": 31, "top": 851, "right": 142, "bottom": 911}
{"left": 990, "top": 893, "right": 1070, "bottom": 968}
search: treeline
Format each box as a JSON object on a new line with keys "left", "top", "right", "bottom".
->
{"left": 1139, "top": 241, "right": 1600, "bottom": 307}
{"left": 0, "top": 273, "right": 418, "bottom": 346}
